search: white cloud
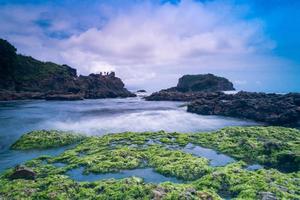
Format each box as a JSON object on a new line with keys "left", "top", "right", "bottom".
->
{"left": 57, "top": 0, "right": 275, "bottom": 89}
{"left": 0, "top": 0, "right": 282, "bottom": 91}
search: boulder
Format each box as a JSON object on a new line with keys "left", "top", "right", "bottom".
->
{"left": 9, "top": 165, "right": 36, "bottom": 180}
{"left": 259, "top": 192, "right": 277, "bottom": 200}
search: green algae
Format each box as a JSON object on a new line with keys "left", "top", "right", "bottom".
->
{"left": 11, "top": 130, "right": 86, "bottom": 150}
{"left": 192, "top": 162, "right": 300, "bottom": 199}
{"left": 191, "top": 126, "right": 300, "bottom": 172}
{"left": 1, "top": 126, "right": 300, "bottom": 199}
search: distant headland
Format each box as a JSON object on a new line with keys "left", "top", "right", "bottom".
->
{"left": 0, "top": 38, "right": 135, "bottom": 101}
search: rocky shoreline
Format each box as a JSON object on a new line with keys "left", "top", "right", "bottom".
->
{"left": 147, "top": 90, "right": 300, "bottom": 126}
{"left": 187, "top": 91, "right": 300, "bottom": 126}
{"left": 146, "top": 74, "right": 300, "bottom": 126}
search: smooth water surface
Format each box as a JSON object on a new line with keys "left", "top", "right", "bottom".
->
{"left": 67, "top": 167, "right": 183, "bottom": 183}
{"left": 183, "top": 143, "right": 235, "bottom": 166}
{"left": 0, "top": 96, "right": 258, "bottom": 172}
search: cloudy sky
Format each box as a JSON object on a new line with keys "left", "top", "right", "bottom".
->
{"left": 0, "top": 0, "right": 299, "bottom": 92}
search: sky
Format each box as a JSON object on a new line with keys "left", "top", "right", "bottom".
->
{"left": 0, "top": 0, "right": 299, "bottom": 92}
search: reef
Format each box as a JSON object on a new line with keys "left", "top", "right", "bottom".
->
{"left": 146, "top": 89, "right": 300, "bottom": 126}
{"left": 191, "top": 126, "right": 300, "bottom": 172}
{"left": 11, "top": 130, "right": 86, "bottom": 150}
{"left": 1, "top": 127, "right": 299, "bottom": 199}
{"left": 187, "top": 91, "right": 300, "bottom": 126}
{"left": 0, "top": 38, "right": 135, "bottom": 101}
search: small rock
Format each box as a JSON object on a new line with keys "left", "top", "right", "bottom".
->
{"left": 9, "top": 165, "right": 36, "bottom": 180}
{"left": 152, "top": 186, "right": 166, "bottom": 200}
{"left": 259, "top": 192, "right": 277, "bottom": 200}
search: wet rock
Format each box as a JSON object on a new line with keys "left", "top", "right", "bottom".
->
{"left": 259, "top": 192, "right": 277, "bottom": 200}
{"left": 9, "top": 165, "right": 36, "bottom": 180}
{"left": 0, "top": 91, "right": 45, "bottom": 100}
{"left": 276, "top": 152, "right": 299, "bottom": 172}
{"left": 187, "top": 91, "right": 300, "bottom": 126}
{"left": 152, "top": 186, "right": 166, "bottom": 200}
{"left": 145, "top": 91, "right": 225, "bottom": 101}
{"left": 197, "top": 192, "right": 214, "bottom": 200}
{"left": 45, "top": 93, "right": 84, "bottom": 101}
{"left": 137, "top": 89, "right": 147, "bottom": 93}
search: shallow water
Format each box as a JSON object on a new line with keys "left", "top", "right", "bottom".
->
{"left": 0, "top": 97, "right": 258, "bottom": 172}
{"left": 67, "top": 167, "right": 183, "bottom": 183}
{"left": 182, "top": 143, "right": 235, "bottom": 167}
{"left": 246, "top": 164, "right": 264, "bottom": 171}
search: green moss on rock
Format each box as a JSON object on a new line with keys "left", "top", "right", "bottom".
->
{"left": 1, "top": 126, "right": 299, "bottom": 199}
{"left": 192, "top": 126, "right": 300, "bottom": 172}
{"left": 11, "top": 130, "right": 86, "bottom": 150}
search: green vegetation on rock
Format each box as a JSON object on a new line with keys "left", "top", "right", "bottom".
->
{"left": 11, "top": 130, "right": 85, "bottom": 150}
{"left": 191, "top": 126, "right": 300, "bottom": 172}
{"left": 1, "top": 126, "right": 299, "bottom": 199}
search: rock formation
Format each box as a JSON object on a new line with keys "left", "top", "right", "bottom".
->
{"left": 145, "top": 74, "right": 234, "bottom": 101}
{"left": 137, "top": 89, "right": 147, "bottom": 93}
{"left": 0, "top": 39, "right": 135, "bottom": 100}
{"left": 9, "top": 165, "right": 36, "bottom": 180}
{"left": 173, "top": 74, "right": 235, "bottom": 92}
{"left": 187, "top": 91, "right": 300, "bottom": 126}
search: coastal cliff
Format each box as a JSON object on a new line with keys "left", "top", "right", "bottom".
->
{"left": 0, "top": 39, "right": 135, "bottom": 100}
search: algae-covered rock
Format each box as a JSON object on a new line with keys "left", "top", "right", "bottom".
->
{"left": 11, "top": 130, "right": 86, "bottom": 150}
{"left": 191, "top": 126, "right": 300, "bottom": 172}
{"left": 9, "top": 165, "right": 36, "bottom": 180}
{"left": 1, "top": 127, "right": 299, "bottom": 199}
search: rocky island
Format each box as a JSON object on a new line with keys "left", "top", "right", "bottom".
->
{"left": 0, "top": 39, "right": 135, "bottom": 101}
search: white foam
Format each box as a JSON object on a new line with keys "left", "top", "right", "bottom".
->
{"left": 47, "top": 109, "right": 258, "bottom": 135}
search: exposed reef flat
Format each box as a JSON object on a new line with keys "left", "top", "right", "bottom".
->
{"left": 1, "top": 127, "right": 299, "bottom": 199}
{"left": 11, "top": 130, "right": 86, "bottom": 150}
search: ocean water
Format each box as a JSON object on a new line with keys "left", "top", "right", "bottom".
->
{"left": 0, "top": 96, "right": 259, "bottom": 173}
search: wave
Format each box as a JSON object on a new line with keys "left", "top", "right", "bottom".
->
{"left": 47, "top": 109, "right": 258, "bottom": 135}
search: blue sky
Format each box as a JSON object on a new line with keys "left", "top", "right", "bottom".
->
{"left": 0, "top": 0, "right": 299, "bottom": 92}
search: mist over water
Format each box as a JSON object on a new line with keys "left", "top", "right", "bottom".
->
{"left": 0, "top": 96, "right": 258, "bottom": 172}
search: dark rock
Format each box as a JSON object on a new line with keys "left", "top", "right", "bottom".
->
{"left": 276, "top": 152, "right": 300, "bottom": 172}
{"left": 0, "top": 91, "right": 45, "bottom": 100}
{"left": 145, "top": 74, "right": 234, "bottom": 101}
{"left": 0, "top": 39, "right": 135, "bottom": 100}
{"left": 152, "top": 186, "right": 166, "bottom": 200}
{"left": 175, "top": 74, "right": 235, "bottom": 92}
{"left": 77, "top": 74, "right": 136, "bottom": 99}
{"left": 259, "top": 192, "right": 277, "bottom": 200}
{"left": 45, "top": 93, "right": 84, "bottom": 101}
{"left": 137, "top": 89, "right": 147, "bottom": 93}
{"left": 9, "top": 165, "right": 36, "bottom": 180}
{"left": 145, "top": 91, "right": 225, "bottom": 101}
{"left": 187, "top": 91, "right": 300, "bottom": 126}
